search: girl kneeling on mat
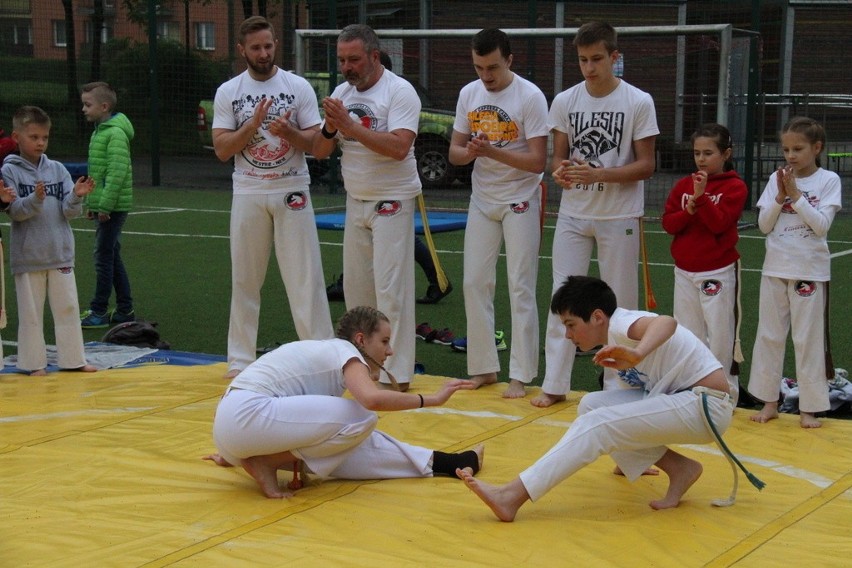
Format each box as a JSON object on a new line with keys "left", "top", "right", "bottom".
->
{"left": 205, "top": 306, "right": 482, "bottom": 498}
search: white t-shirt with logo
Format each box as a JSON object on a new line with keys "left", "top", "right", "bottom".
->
{"left": 756, "top": 167, "right": 841, "bottom": 281}
{"left": 329, "top": 69, "right": 422, "bottom": 200}
{"left": 228, "top": 338, "right": 364, "bottom": 398}
{"left": 213, "top": 67, "right": 320, "bottom": 195}
{"left": 453, "top": 74, "right": 549, "bottom": 204}
{"left": 548, "top": 80, "right": 659, "bottom": 219}
{"left": 608, "top": 308, "right": 722, "bottom": 397}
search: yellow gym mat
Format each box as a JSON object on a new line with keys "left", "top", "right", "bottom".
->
{"left": 2, "top": 364, "right": 850, "bottom": 567}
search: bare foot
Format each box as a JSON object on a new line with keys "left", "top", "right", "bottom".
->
{"left": 202, "top": 453, "right": 234, "bottom": 467}
{"left": 750, "top": 401, "right": 779, "bottom": 423}
{"left": 68, "top": 364, "right": 97, "bottom": 373}
{"left": 800, "top": 412, "right": 822, "bottom": 428}
{"left": 502, "top": 379, "right": 526, "bottom": 399}
{"left": 458, "top": 443, "right": 486, "bottom": 477}
{"left": 28, "top": 369, "right": 47, "bottom": 376}
{"left": 470, "top": 373, "right": 498, "bottom": 389}
{"left": 613, "top": 465, "right": 659, "bottom": 477}
{"left": 530, "top": 392, "right": 566, "bottom": 408}
{"left": 649, "top": 450, "right": 703, "bottom": 510}
{"left": 241, "top": 455, "right": 294, "bottom": 499}
{"left": 223, "top": 368, "right": 241, "bottom": 380}
{"left": 455, "top": 469, "right": 529, "bottom": 522}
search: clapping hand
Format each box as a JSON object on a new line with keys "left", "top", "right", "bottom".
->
{"left": 73, "top": 176, "right": 95, "bottom": 197}
{"left": 0, "top": 180, "right": 16, "bottom": 204}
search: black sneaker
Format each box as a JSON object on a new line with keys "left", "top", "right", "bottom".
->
{"left": 326, "top": 274, "right": 344, "bottom": 302}
{"left": 110, "top": 310, "right": 136, "bottom": 324}
{"left": 417, "top": 281, "right": 453, "bottom": 304}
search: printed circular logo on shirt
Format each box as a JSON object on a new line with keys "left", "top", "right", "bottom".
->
{"left": 240, "top": 95, "right": 295, "bottom": 169}
{"left": 795, "top": 280, "right": 817, "bottom": 297}
{"left": 781, "top": 190, "right": 819, "bottom": 214}
{"left": 510, "top": 201, "right": 530, "bottom": 214}
{"left": 375, "top": 200, "right": 402, "bottom": 216}
{"left": 468, "top": 105, "right": 517, "bottom": 148}
{"left": 345, "top": 104, "right": 376, "bottom": 141}
{"left": 246, "top": 128, "right": 291, "bottom": 168}
{"left": 285, "top": 192, "right": 308, "bottom": 210}
{"left": 701, "top": 279, "right": 723, "bottom": 296}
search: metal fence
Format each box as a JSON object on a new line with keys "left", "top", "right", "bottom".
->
{"left": 1, "top": 0, "right": 850, "bottom": 214}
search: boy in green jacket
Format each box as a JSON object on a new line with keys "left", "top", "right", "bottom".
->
{"left": 79, "top": 82, "right": 135, "bottom": 328}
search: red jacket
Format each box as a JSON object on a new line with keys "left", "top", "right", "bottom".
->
{"left": 661, "top": 170, "right": 747, "bottom": 272}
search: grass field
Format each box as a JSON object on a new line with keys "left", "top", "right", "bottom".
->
{"left": 1, "top": 183, "right": 850, "bottom": 396}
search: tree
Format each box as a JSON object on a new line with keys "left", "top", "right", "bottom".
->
{"left": 241, "top": 1, "right": 268, "bottom": 19}
{"left": 91, "top": 0, "right": 104, "bottom": 80}
{"left": 61, "top": 0, "right": 86, "bottom": 139}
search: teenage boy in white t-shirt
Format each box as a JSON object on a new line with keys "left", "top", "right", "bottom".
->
{"left": 448, "top": 28, "right": 549, "bottom": 398}
{"left": 534, "top": 21, "right": 659, "bottom": 407}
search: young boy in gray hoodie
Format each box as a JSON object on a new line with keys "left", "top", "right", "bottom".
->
{"left": 0, "top": 105, "right": 97, "bottom": 375}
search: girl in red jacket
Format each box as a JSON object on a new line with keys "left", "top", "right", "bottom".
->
{"left": 662, "top": 123, "right": 747, "bottom": 404}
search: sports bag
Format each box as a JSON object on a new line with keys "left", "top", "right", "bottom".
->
{"left": 101, "top": 320, "right": 171, "bottom": 350}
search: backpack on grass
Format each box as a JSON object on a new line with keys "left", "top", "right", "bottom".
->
{"left": 101, "top": 320, "right": 171, "bottom": 350}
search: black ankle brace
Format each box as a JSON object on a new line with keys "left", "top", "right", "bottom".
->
{"left": 432, "top": 450, "right": 479, "bottom": 476}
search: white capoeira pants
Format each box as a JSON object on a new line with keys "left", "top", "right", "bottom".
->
{"left": 15, "top": 269, "right": 88, "bottom": 371}
{"left": 213, "top": 389, "right": 433, "bottom": 480}
{"left": 462, "top": 193, "right": 541, "bottom": 382}
{"left": 227, "top": 191, "right": 334, "bottom": 373}
{"left": 343, "top": 195, "right": 416, "bottom": 386}
{"left": 542, "top": 215, "right": 640, "bottom": 394}
{"left": 748, "top": 276, "right": 830, "bottom": 413}
{"left": 674, "top": 262, "right": 740, "bottom": 404}
{"left": 519, "top": 388, "right": 733, "bottom": 502}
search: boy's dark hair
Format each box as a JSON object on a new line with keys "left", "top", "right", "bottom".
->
{"left": 82, "top": 81, "right": 117, "bottom": 112}
{"left": 574, "top": 21, "right": 618, "bottom": 53}
{"left": 238, "top": 15, "right": 274, "bottom": 44}
{"left": 782, "top": 116, "right": 826, "bottom": 168}
{"left": 338, "top": 24, "right": 381, "bottom": 56}
{"left": 12, "top": 105, "right": 51, "bottom": 132}
{"left": 472, "top": 28, "right": 512, "bottom": 59}
{"left": 379, "top": 50, "right": 393, "bottom": 71}
{"left": 550, "top": 275, "right": 617, "bottom": 321}
{"left": 691, "top": 123, "right": 735, "bottom": 172}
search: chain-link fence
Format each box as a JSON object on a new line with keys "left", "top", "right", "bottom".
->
{"left": 1, "top": 1, "right": 850, "bottom": 214}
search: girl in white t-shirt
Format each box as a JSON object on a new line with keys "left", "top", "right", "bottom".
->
{"left": 748, "top": 117, "right": 842, "bottom": 428}
{"left": 205, "top": 306, "right": 482, "bottom": 498}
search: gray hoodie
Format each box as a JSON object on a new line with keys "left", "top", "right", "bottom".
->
{"left": 1, "top": 153, "right": 84, "bottom": 274}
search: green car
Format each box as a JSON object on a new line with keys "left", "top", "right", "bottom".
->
{"left": 196, "top": 72, "right": 470, "bottom": 188}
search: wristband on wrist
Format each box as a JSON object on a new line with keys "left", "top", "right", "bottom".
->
{"left": 321, "top": 124, "right": 337, "bottom": 139}
{"left": 418, "top": 394, "right": 424, "bottom": 408}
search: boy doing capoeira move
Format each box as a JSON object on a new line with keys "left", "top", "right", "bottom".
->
{"left": 457, "top": 276, "right": 735, "bottom": 521}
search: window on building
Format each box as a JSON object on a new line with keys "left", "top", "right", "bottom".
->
{"left": 195, "top": 22, "right": 215, "bottom": 51}
{"left": 157, "top": 21, "right": 180, "bottom": 42}
{"left": 53, "top": 20, "right": 66, "bottom": 47}
{"left": 12, "top": 22, "right": 32, "bottom": 46}
{"left": 84, "top": 20, "right": 113, "bottom": 44}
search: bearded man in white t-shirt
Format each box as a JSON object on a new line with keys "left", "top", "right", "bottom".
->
{"left": 312, "top": 24, "right": 422, "bottom": 392}
{"left": 213, "top": 16, "right": 334, "bottom": 380}
{"left": 448, "top": 28, "right": 549, "bottom": 399}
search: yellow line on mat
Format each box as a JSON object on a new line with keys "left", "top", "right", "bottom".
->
{"left": 438, "top": 401, "right": 574, "bottom": 453}
{"left": 141, "top": 481, "right": 379, "bottom": 567}
{"left": 705, "top": 470, "right": 852, "bottom": 567}
{"left": 142, "top": 402, "right": 572, "bottom": 566}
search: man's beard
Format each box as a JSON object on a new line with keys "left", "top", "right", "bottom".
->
{"left": 247, "top": 58, "right": 275, "bottom": 76}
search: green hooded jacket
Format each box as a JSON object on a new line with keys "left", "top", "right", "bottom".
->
{"left": 86, "top": 112, "right": 134, "bottom": 213}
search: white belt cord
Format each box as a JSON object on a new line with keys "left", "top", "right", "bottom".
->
{"left": 694, "top": 386, "right": 766, "bottom": 506}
